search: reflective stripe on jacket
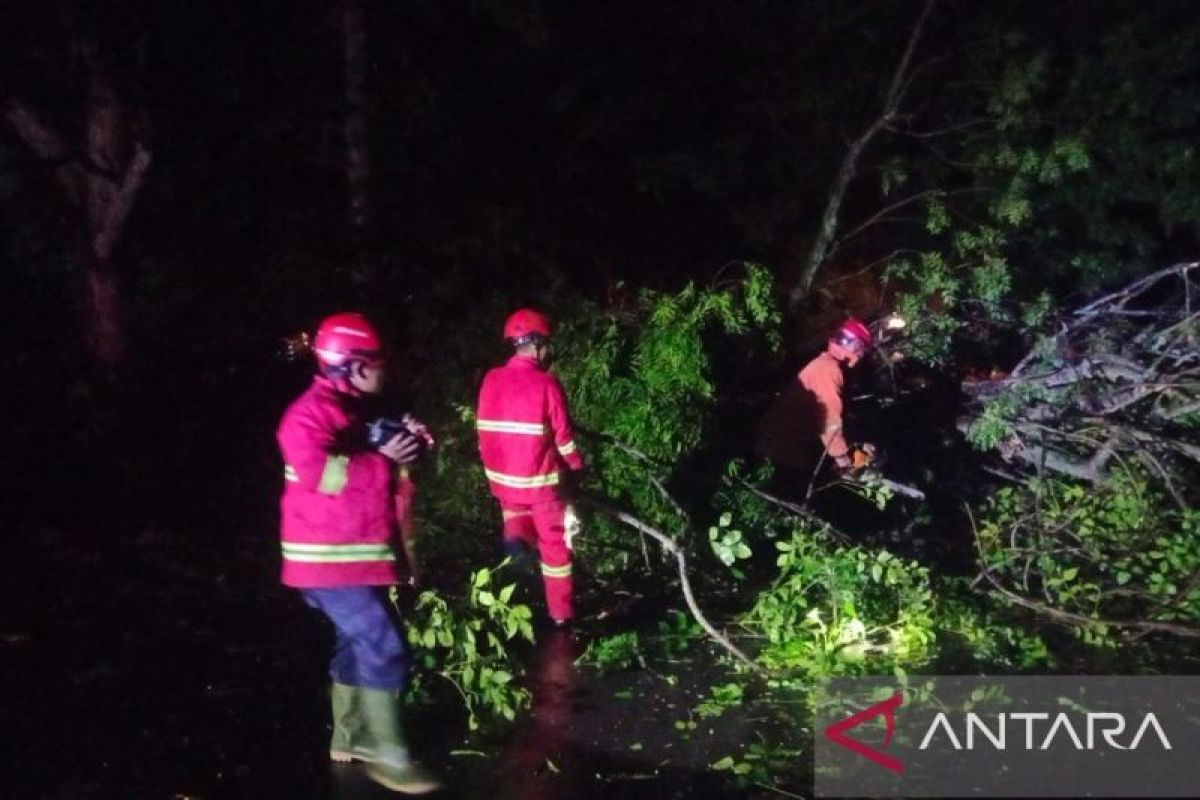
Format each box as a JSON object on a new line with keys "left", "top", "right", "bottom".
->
{"left": 277, "top": 376, "right": 400, "bottom": 588}
{"left": 477, "top": 354, "right": 584, "bottom": 503}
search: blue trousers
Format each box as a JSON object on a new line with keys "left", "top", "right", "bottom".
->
{"left": 300, "top": 586, "right": 410, "bottom": 691}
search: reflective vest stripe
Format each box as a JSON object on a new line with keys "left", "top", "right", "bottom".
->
{"left": 317, "top": 455, "right": 350, "bottom": 495}
{"left": 540, "top": 562, "right": 572, "bottom": 578}
{"left": 502, "top": 508, "right": 534, "bottom": 520}
{"left": 284, "top": 465, "right": 300, "bottom": 483}
{"left": 281, "top": 541, "right": 396, "bottom": 563}
{"left": 557, "top": 440, "right": 577, "bottom": 457}
{"left": 484, "top": 468, "right": 560, "bottom": 488}
{"left": 477, "top": 419, "right": 547, "bottom": 435}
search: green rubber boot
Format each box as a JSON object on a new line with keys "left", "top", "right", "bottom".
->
{"left": 357, "top": 687, "right": 442, "bottom": 794}
{"left": 329, "top": 682, "right": 360, "bottom": 762}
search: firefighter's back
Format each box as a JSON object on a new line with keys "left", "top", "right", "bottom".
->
{"left": 477, "top": 355, "right": 563, "bottom": 504}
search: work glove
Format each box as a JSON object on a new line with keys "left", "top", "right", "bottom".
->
{"left": 564, "top": 504, "right": 583, "bottom": 551}
{"left": 850, "top": 442, "right": 877, "bottom": 470}
{"left": 835, "top": 443, "right": 877, "bottom": 478}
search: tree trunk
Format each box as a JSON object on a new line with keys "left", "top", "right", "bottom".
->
{"left": 343, "top": 0, "right": 373, "bottom": 286}
{"left": 787, "top": 0, "right": 936, "bottom": 309}
{"left": 3, "top": 39, "right": 151, "bottom": 366}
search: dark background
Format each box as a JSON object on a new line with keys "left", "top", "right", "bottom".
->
{"left": 3, "top": 2, "right": 1199, "bottom": 797}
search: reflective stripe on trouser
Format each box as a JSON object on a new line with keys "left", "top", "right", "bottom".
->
{"left": 300, "top": 586, "right": 410, "bottom": 691}
{"left": 499, "top": 500, "right": 573, "bottom": 621}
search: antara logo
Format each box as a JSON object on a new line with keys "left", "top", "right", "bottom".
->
{"left": 824, "top": 692, "right": 905, "bottom": 774}
{"left": 918, "top": 711, "right": 1173, "bottom": 751}
{"left": 825, "top": 690, "right": 1174, "bottom": 775}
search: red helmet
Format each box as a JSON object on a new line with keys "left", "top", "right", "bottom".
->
{"left": 834, "top": 317, "right": 873, "bottom": 350}
{"left": 503, "top": 308, "right": 552, "bottom": 342}
{"left": 313, "top": 312, "right": 384, "bottom": 369}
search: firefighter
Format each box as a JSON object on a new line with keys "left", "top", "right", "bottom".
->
{"left": 277, "top": 312, "right": 440, "bottom": 794}
{"left": 797, "top": 317, "right": 874, "bottom": 472}
{"left": 476, "top": 308, "right": 585, "bottom": 627}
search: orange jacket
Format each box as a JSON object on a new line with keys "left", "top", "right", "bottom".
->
{"left": 476, "top": 354, "right": 585, "bottom": 503}
{"left": 798, "top": 351, "right": 849, "bottom": 460}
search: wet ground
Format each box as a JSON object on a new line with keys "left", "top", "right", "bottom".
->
{"left": 5, "top": 484, "right": 803, "bottom": 800}
{"left": 5, "top": 535, "right": 803, "bottom": 800}
{"left": 2, "top": 352, "right": 827, "bottom": 800}
{"left": 0, "top": 348, "right": 1007, "bottom": 800}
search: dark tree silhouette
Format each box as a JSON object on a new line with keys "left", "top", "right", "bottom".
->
{"left": 4, "top": 34, "right": 150, "bottom": 365}
{"left": 342, "top": 0, "right": 373, "bottom": 286}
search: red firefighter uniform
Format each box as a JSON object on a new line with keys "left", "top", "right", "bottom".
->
{"left": 476, "top": 353, "right": 584, "bottom": 621}
{"left": 278, "top": 375, "right": 412, "bottom": 588}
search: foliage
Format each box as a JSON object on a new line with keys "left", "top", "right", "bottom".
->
{"left": 709, "top": 736, "right": 802, "bottom": 790}
{"left": 650, "top": 608, "right": 704, "bottom": 659}
{"left": 553, "top": 265, "right": 782, "bottom": 573}
{"left": 836, "top": 476, "right": 895, "bottom": 511}
{"left": 745, "top": 526, "right": 936, "bottom": 676}
{"left": 934, "top": 585, "right": 1055, "bottom": 670}
{"left": 708, "top": 511, "right": 753, "bottom": 573}
{"left": 974, "top": 468, "right": 1200, "bottom": 645}
{"left": 405, "top": 563, "right": 535, "bottom": 730}
{"left": 414, "top": 402, "right": 500, "bottom": 566}
{"left": 576, "top": 631, "right": 646, "bottom": 673}
{"left": 964, "top": 381, "right": 1052, "bottom": 451}
{"left": 694, "top": 682, "right": 744, "bottom": 719}
{"left": 878, "top": 13, "right": 1200, "bottom": 366}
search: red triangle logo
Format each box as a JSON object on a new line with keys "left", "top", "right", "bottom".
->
{"left": 824, "top": 692, "right": 905, "bottom": 774}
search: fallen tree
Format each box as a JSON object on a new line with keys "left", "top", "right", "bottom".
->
{"left": 959, "top": 263, "right": 1200, "bottom": 643}
{"left": 960, "top": 262, "right": 1200, "bottom": 487}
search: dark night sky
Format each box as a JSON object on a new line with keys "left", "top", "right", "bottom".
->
{"left": 3, "top": 0, "right": 1198, "bottom": 355}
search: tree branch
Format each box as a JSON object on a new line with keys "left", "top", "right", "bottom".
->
{"left": 580, "top": 496, "right": 764, "bottom": 673}
{"left": 92, "top": 141, "right": 151, "bottom": 263}
{"left": 581, "top": 427, "right": 853, "bottom": 542}
{"left": 978, "top": 569, "right": 1200, "bottom": 639}
{"left": 828, "top": 187, "right": 987, "bottom": 262}
{"left": 789, "top": 0, "right": 937, "bottom": 306}
{"left": 2, "top": 98, "right": 85, "bottom": 204}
